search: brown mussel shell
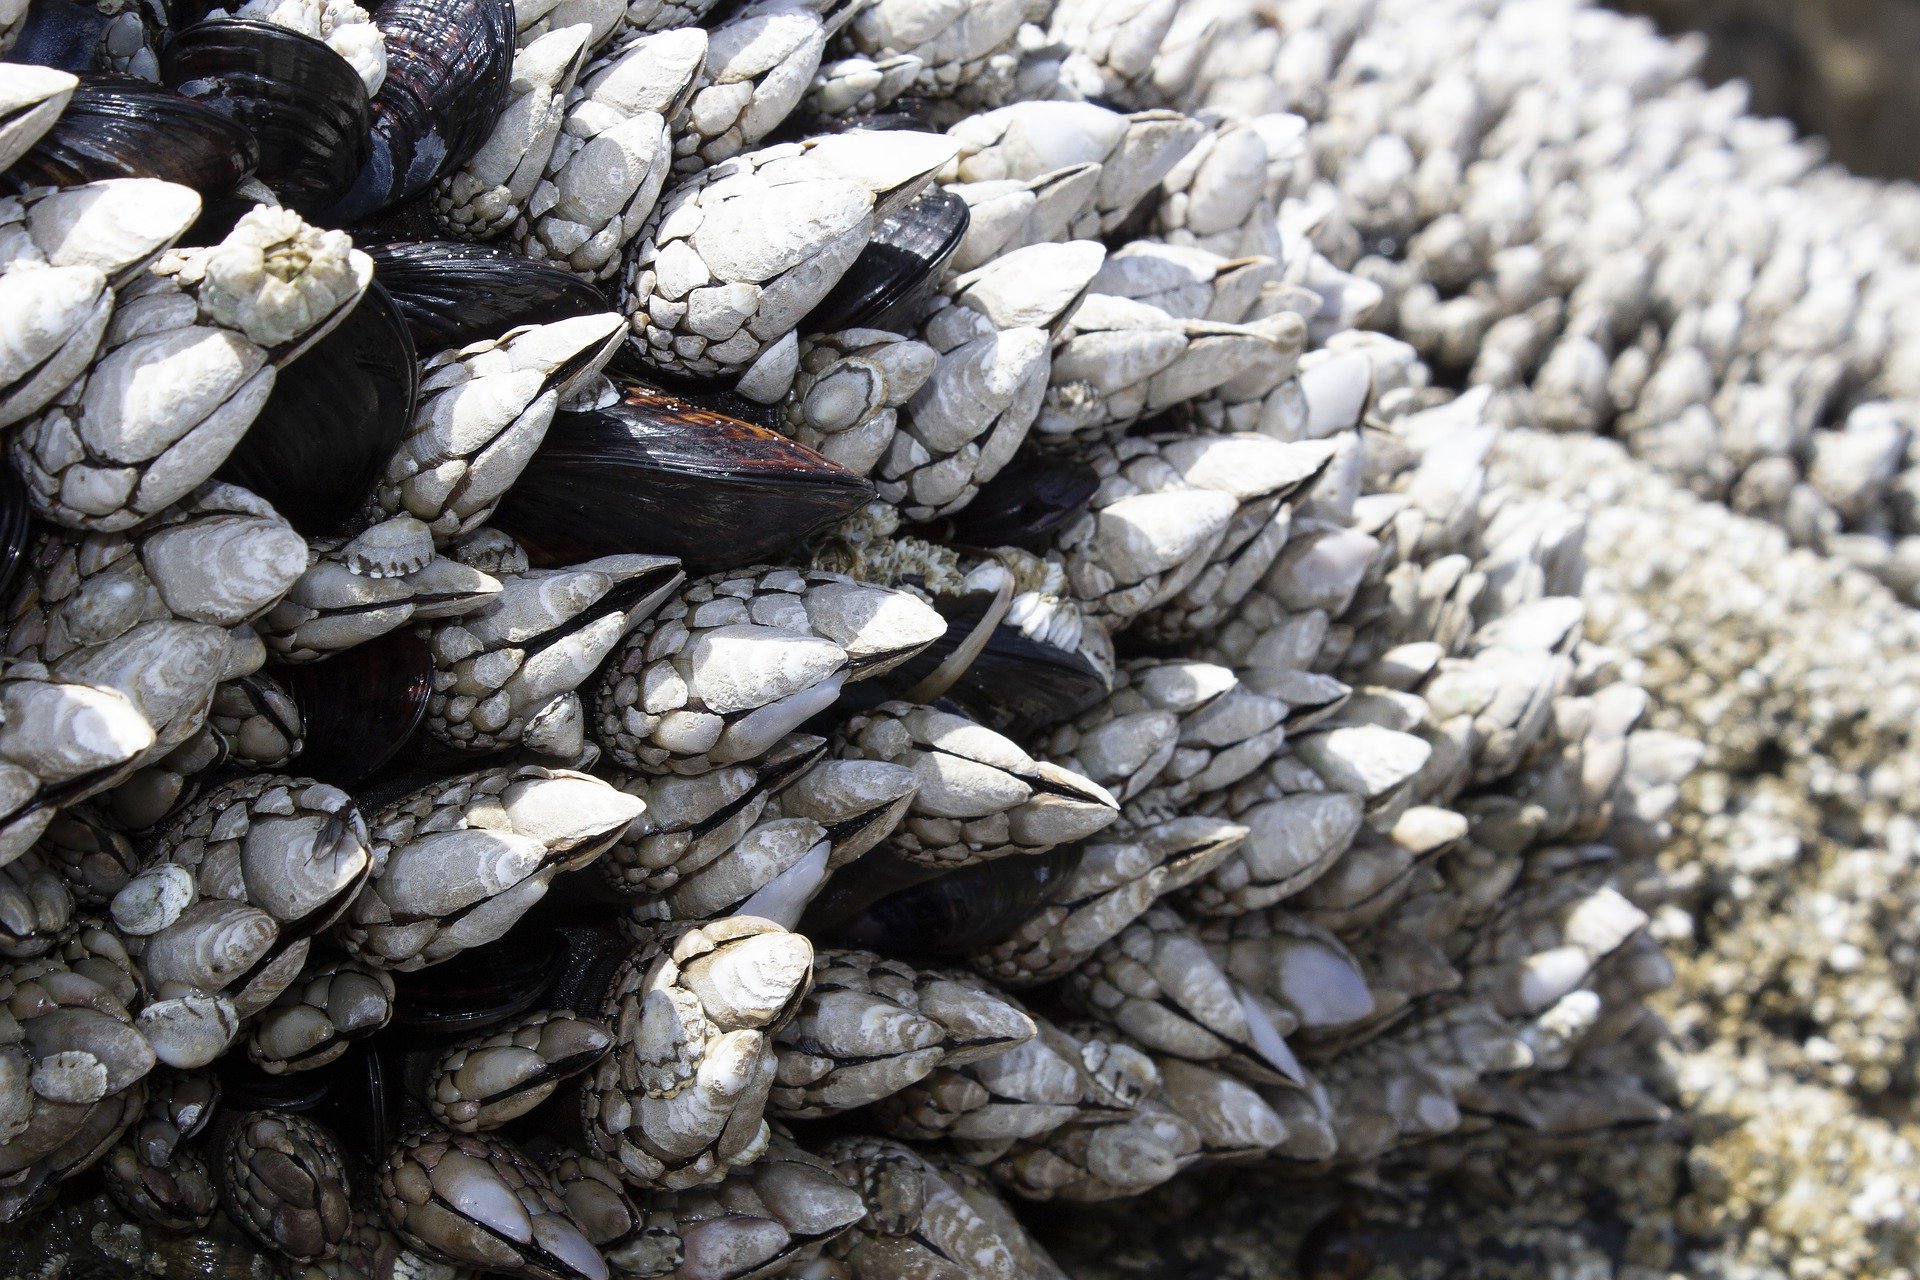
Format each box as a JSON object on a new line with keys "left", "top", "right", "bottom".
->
{"left": 162, "top": 18, "right": 373, "bottom": 216}
{"left": 217, "top": 281, "right": 418, "bottom": 536}
{"left": 366, "top": 239, "right": 612, "bottom": 352}
{"left": 3, "top": 74, "right": 258, "bottom": 199}
{"left": 813, "top": 843, "right": 1086, "bottom": 958}
{"left": 321, "top": 0, "right": 515, "bottom": 222}
{"left": 492, "top": 384, "right": 874, "bottom": 571}
{"left": 280, "top": 630, "right": 433, "bottom": 787}
{"left": 803, "top": 188, "right": 969, "bottom": 334}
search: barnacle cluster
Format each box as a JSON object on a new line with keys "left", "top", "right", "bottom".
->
{"left": 0, "top": 0, "right": 1909, "bottom": 1275}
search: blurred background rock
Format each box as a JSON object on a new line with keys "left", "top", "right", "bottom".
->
{"left": 1612, "top": 0, "right": 1920, "bottom": 179}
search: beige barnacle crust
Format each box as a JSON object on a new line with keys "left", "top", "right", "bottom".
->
{"left": 619, "top": 132, "right": 957, "bottom": 380}
{"left": 435, "top": 24, "right": 594, "bottom": 242}
{"left": 342, "top": 766, "right": 643, "bottom": 970}
{"left": 102, "top": 1073, "right": 219, "bottom": 1231}
{"left": 8, "top": 207, "right": 370, "bottom": 532}
{"left": 576, "top": 916, "right": 813, "bottom": 1190}
{"left": 247, "top": 956, "right": 395, "bottom": 1074}
{"left": 380, "top": 1127, "right": 609, "bottom": 1280}
{"left": 840, "top": 0, "right": 1027, "bottom": 101}
{"left": 661, "top": 1130, "right": 865, "bottom": 1278}
{"left": 669, "top": 0, "right": 854, "bottom": 175}
{"left": 598, "top": 733, "right": 825, "bottom": 897}
{"left": 780, "top": 329, "right": 936, "bottom": 479}
{"left": 221, "top": 1108, "right": 354, "bottom": 1262}
{"left": 831, "top": 701, "right": 1119, "bottom": 867}
{"left": 426, "top": 1009, "right": 613, "bottom": 1132}
{"left": 968, "top": 815, "right": 1249, "bottom": 987}
{"left": 821, "top": 1135, "right": 1069, "bottom": 1280}
{"left": 419, "top": 553, "right": 683, "bottom": 757}
{"left": 769, "top": 949, "right": 1034, "bottom": 1118}
{"left": 0, "top": 66, "right": 75, "bottom": 172}
{"left": 0, "top": 658, "right": 156, "bottom": 868}
{"left": 372, "top": 313, "right": 628, "bottom": 543}
{"left": 590, "top": 567, "right": 946, "bottom": 777}
{"left": 520, "top": 27, "right": 704, "bottom": 281}
{"left": 261, "top": 536, "right": 503, "bottom": 663}
{"left": 0, "top": 954, "right": 157, "bottom": 1222}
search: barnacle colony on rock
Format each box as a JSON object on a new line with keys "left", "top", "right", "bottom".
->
{"left": 0, "top": 0, "right": 1700, "bottom": 1275}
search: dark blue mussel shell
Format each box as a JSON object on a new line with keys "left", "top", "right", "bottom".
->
{"left": 321, "top": 0, "right": 514, "bottom": 223}
{"left": 803, "top": 188, "right": 968, "bottom": 335}
{"left": 3, "top": 74, "right": 258, "bottom": 199}
{"left": 162, "top": 17, "right": 372, "bottom": 216}
{"left": 279, "top": 629, "right": 433, "bottom": 787}
{"left": 217, "top": 281, "right": 417, "bottom": 536}
{"left": 808, "top": 843, "right": 1085, "bottom": 958}
{"left": 492, "top": 384, "right": 874, "bottom": 571}
{"left": 366, "top": 239, "right": 612, "bottom": 352}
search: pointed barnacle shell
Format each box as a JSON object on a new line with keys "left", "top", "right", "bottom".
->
{"left": 838, "top": 0, "right": 1025, "bottom": 97}
{"left": 590, "top": 567, "right": 944, "bottom": 776}
{"left": 427, "top": 1009, "right": 612, "bottom": 1131}
{"left": 768, "top": 756, "right": 918, "bottom": 871}
{"left": 769, "top": 949, "right": 1033, "bottom": 1118}
{"left": 2, "top": 180, "right": 202, "bottom": 287}
{"left": 946, "top": 164, "right": 1105, "bottom": 273}
{"left": 781, "top": 329, "right": 936, "bottom": 478}
{"left": 1181, "top": 790, "right": 1365, "bottom": 916}
{"left": 1199, "top": 911, "right": 1376, "bottom": 1035}
{"left": 619, "top": 132, "right": 956, "bottom": 380}
{"left": 822, "top": 1136, "right": 1063, "bottom": 1280}
{"left": 434, "top": 23, "right": 594, "bottom": 242}
{"left": 0, "top": 660, "right": 156, "bottom": 869}
{"left": 575, "top": 916, "right": 812, "bottom": 1189}
{"left": 146, "top": 773, "right": 374, "bottom": 937}
{"left": 513, "top": 27, "right": 701, "bottom": 281}
{"left": 41, "top": 618, "right": 232, "bottom": 767}
{"left": 419, "top": 552, "right": 683, "bottom": 755}
{"left": 1065, "top": 905, "right": 1304, "bottom": 1088}
{"left": 1091, "top": 243, "right": 1281, "bottom": 324}
{"left": 630, "top": 814, "right": 832, "bottom": 929}
{"left": 261, "top": 541, "right": 503, "bottom": 663}
{"left": 0, "top": 66, "right": 76, "bottom": 174}
{"left": 8, "top": 207, "right": 371, "bottom": 532}
{"left": 1154, "top": 1057, "right": 1288, "bottom": 1162}
{"left": 669, "top": 1, "right": 841, "bottom": 175}
{"left": 664, "top": 1130, "right": 865, "bottom": 1277}
{"left": 247, "top": 956, "right": 395, "bottom": 1074}
{"left": 0, "top": 849, "right": 73, "bottom": 960}
{"left": 969, "top": 815, "right": 1248, "bottom": 986}
{"left": 832, "top": 701, "right": 1118, "bottom": 866}
{"left": 942, "top": 103, "right": 1204, "bottom": 235}
{"left": 871, "top": 1004, "right": 1111, "bottom": 1144}
{"left": 598, "top": 732, "right": 825, "bottom": 897}
{"left": 381, "top": 1127, "right": 608, "bottom": 1280}
{"left": 985, "top": 1094, "right": 1201, "bottom": 1202}
{"left": 6, "top": 482, "right": 307, "bottom": 673}
{"left": 372, "top": 313, "right": 628, "bottom": 543}
{"left": 1465, "top": 882, "right": 1649, "bottom": 1020}
{"left": 343, "top": 766, "right": 643, "bottom": 970}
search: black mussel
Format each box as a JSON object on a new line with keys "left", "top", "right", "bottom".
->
{"left": 218, "top": 281, "right": 417, "bottom": 536}
{"left": 803, "top": 188, "right": 969, "bottom": 334}
{"left": 492, "top": 384, "right": 874, "bottom": 571}
{"left": 366, "top": 240, "right": 610, "bottom": 352}
{"left": 5, "top": 0, "right": 167, "bottom": 76}
{"left": 389, "top": 923, "right": 564, "bottom": 1037}
{"left": 813, "top": 844, "right": 1085, "bottom": 957}
{"left": 215, "top": 1056, "right": 330, "bottom": 1112}
{"left": 851, "top": 591, "right": 1108, "bottom": 734}
{"left": 311, "top": 1044, "right": 400, "bottom": 1163}
{"left": 162, "top": 18, "right": 372, "bottom": 216}
{"left": 322, "top": 0, "right": 514, "bottom": 223}
{"left": 930, "top": 454, "right": 1099, "bottom": 551}
{"left": 0, "top": 464, "right": 30, "bottom": 604}
{"left": 280, "top": 630, "right": 433, "bottom": 786}
{"left": 3, "top": 74, "right": 258, "bottom": 199}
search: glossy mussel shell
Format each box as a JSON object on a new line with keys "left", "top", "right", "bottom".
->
{"left": 162, "top": 18, "right": 372, "bottom": 216}
{"left": 5, "top": 0, "right": 154, "bottom": 75}
{"left": 3, "top": 74, "right": 258, "bottom": 199}
{"left": 280, "top": 630, "right": 433, "bottom": 787}
{"left": 366, "top": 239, "right": 611, "bottom": 352}
{"left": 811, "top": 844, "right": 1086, "bottom": 958}
{"left": 804, "top": 188, "right": 969, "bottom": 334}
{"left": 322, "top": 0, "right": 515, "bottom": 222}
{"left": 492, "top": 385, "right": 875, "bottom": 572}
{"left": 218, "top": 282, "right": 417, "bottom": 536}
{"left": 0, "top": 464, "right": 31, "bottom": 605}
{"left": 932, "top": 454, "right": 1099, "bottom": 551}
